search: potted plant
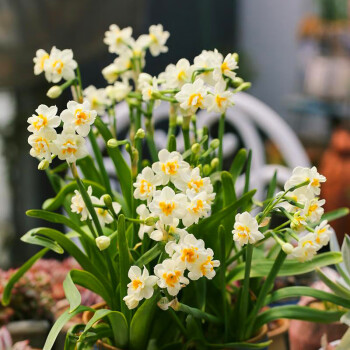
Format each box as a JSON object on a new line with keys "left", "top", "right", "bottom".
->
{"left": 2, "top": 23, "right": 349, "bottom": 349}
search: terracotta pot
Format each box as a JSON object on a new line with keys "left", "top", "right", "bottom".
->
{"left": 289, "top": 302, "right": 347, "bottom": 350}
{"left": 82, "top": 302, "right": 121, "bottom": 350}
{"left": 267, "top": 319, "right": 290, "bottom": 350}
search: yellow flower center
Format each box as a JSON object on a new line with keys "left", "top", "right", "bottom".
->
{"left": 221, "top": 62, "right": 229, "bottom": 73}
{"left": 74, "top": 109, "right": 89, "bottom": 125}
{"left": 177, "top": 70, "right": 186, "bottom": 81}
{"left": 163, "top": 271, "right": 181, "bottom": 287}
{"left": 34, "top": 137, "right": 49, "bottom": 152}
{"left": 159, "top": 201, "right": 175, "bottom": 216}
{"left": 181, "top": 248, "right": 198, "bottom": 263}
{"left": 302, "top": 240, "right": 314, "bottom": 248}
{"left": 188, "top": 93, "right": 203, "bottom": 108}
{"left": 236, "top": 225, "right": 250, "bottom": 239}
{"left": 188, "top": 179, "right": 203, "bottom": 192}
{"left": 150, "top": 33, "right": 158, "bottom": 43}
{"left": 161, "top": 160, "right": 179, "bottom": 175}
{"left": 215, "top": 95, "right": 227, "bottom": 108}
{"left": 132, "top": 279, "right": 143, "bottom": 290}
{"left": 190, "top": 199, "right": 204, "bottom": 214}
{"left": 200, "top": 256, "right": 214, "bottom": 276}
{"left": 308, "top": 203, "right": 318, "bottom": 215}
{"left": 40, "top": 54, "right": 49, "bottom": 69}
{"left": 32, "top": 114, "right": 48, "bottom": 131}
{"left": 140, "top": 179, "right": 152, "bottom": 195}
{"left": 97, "top": 208, "right": 108, "bottom": 217}
{"left": 52, "top": 59, "right": 64, "bottom": 74}
{"left": 62, "top": 140, "right": 77, "bottom": 155}
{"left": 311, "top": 178, "right": 320, "bottom": 187}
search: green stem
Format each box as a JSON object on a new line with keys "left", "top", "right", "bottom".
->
{"left": 182, "top": 116, "right": 191, "bottom": 151}
{"left": 88, "top": 132, "right": 113, "bottom": 197}
{"left": 245, "top": 249, "right": 287, "bottom": 339}
{"left": 218, "top": 113, "right": 225, "bottom": 171}
{"left": 238, "top": 243, "right": 253, "bottom": 340}
{"left": 167, "top": 104, "right": 177, "bottom": 150}
{"left": 135, "top": 107, "right": 142, "bottom": 174}
{"left": 176, "top": 302, "right": 222, "bottom": 324}
{"left": 145, "top": 101, "right": 158, "bottom": 162}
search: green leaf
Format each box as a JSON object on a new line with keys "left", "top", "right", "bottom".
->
{"left": 316, "top": 268, "right": 350, "bottom": 299}
{"left": 77, "top": 155, "right": 103, "bottom": 184}
{"left": 322, "top": 207, "right": 349, "bottom": 222}
{"left": 266, "top": 170, "right": 277, "bottom": 200}
{"left": 227, "top": 252, "right": 343, "bottom": 282}
{"left": 135, "top": 243, "right": 164, "bottom": 267}
{"left": 342, "top": 235, "right": 350, "bottom": 276}
{"left": 229, "top": 148, "right": 246, "bottom": 184}
{"left": 21, "top": 229, "right": 64, "bottom": 254}
{"left": 168, "top": 135, "right": 176, "bottom": 152}
{"left": 130, "top": 292, "right": 159, "bottom": 350}
{"left": 43, "top": 306, "right": 91, "bottom": 350}
{"left": 80, "top": 309, "right": 128, "bottom": 348}
{"left": 95, "top": 117, "right": 132, "bottom": 210}
{"left": 204, "top": 340, "right": 272, "bottom": 349}
{"left": 221, "top": 171, "right": 237, "bottom": 205}
{"left": 243, "top": 150, "right": 252, "bottom": 194}
{"left": 2, "top": 248, "right": 49, "bottom": 306}
{"left": 63, "top": 272, "right": 82, "bottom": 313}
{"left": 254, "top": 305, "right": 344, "bottom": 329}
{"left": 42, "top": 180, "right": 106, "bottom": 211}
{"left": 118, "top": 214, "right": 131, "bottom": 323}
{"left": 266, "top": 286, "right": 350, "bottom": 309}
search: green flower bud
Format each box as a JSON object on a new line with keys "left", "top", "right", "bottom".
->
{"left": 102, "top": 194, "right": 113, "bottom": 208}
{"left": 107, "top": 138, "right": 118, "bottom": 148}
{"left": 135, "top": 128, "right": 145, "bottom": 139}
{"left": 233, "top": 53, "right": 239, "bottom": 63}
{"left": 282, "top": 243, "right": 294, "bottom": 255}
{"left": 211, "top": 158, "right": 219, "bottom": 169}
{"left": 46, "top": 86, "right": 62, "bottom": 99}
{"left": 145, "top": 217, "right": 158, "bottom": 226}
{"left": 203, "top": 164, "right": 211, "bottom": 176}
{"left": 191, "top": 143, "right": 200, "bottom": 154}
{"left": 95, "top": 236, "right": 111, "bottom": 251}
{"left": 210, "top": 139, "right": 220, "bottom": 150}
{"left": 38, "top": 159, "right": 50, "bottom": 170}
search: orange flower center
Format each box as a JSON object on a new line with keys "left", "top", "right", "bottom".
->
{"left": 132, "top": 279, "right": 143, "bottom": 290}
{"left": 159, "top": 201, "right": 175, "bottom": 216}
{"left": 188, "top": 93, "right": 203, "bottom": 108}
{"left": 181, "top": 248, "right": 198, "bottom": 263}
{"left": 161, "top": 160, "right": 179, "bottom": 175}
{"left": 163, "top": 271, "right": 181, "bottom": 287}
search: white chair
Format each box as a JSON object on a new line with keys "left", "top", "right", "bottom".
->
{"left": 104, "top": 92, "right": 310, "bottom": 199}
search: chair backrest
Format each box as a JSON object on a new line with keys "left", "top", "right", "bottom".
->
{"left": 107, "top": 92, "right": 310, "bottom": 199}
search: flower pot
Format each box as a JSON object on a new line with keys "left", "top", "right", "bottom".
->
{"left": 82, "top": 302, "right": 121, "bottom": 350}
{"left": 267, "top": 319, "right": 289, "bottom": 350}
{"left": 7, "top": 319, "right": 50, "bottom": 348}
{"left": 289, "top": 301, "right": 347, "bottom": 350}
{"left": 233, "top": 325, "right": 269, "bottom": 350}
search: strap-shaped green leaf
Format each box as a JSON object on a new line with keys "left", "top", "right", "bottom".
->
{"left": 2, "top": 248, "right": 49, "bottom": 306}
{"left": 21, "top": 229, "right": 64, "bottom": 254}
{"left": 316, "top": 267, "right": 350, "bottom": 299}
{"left": 229, "top": 148, "right": 247, "bottom": 184}
{"left": 227, "top": 252, "right": 343, "bottom": 282}
{"left": 77, "top": 155, "right": 103, "bottom": 184}
{"left": 63, "top": 272, "right": 82, "bottom": 313}
{"left": 322, "top": 207, "right": 349, "bottom": 222}
{"left": 43, "top": 306, "right": 91, "bottom": 350}
{"left": 135, "top": 242, "right": 164, "bottom": 267}
{"left": 42, "top": 180, "right": 106, "bottom": 211}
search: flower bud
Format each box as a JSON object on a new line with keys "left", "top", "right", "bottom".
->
{"left": 135, "top": 128, "right": 145, "bottom": 139}
{"left": 132, "top": 147, "right": 139, "bottom": 162}
{"left": 176, "top": 116, "right": 183, "bottom": 125}
{"left": 102, "top": 194, "right": 113, "bottom": 208}
{"left": 191, "top": 143, "right": 200, "bottom": 154}
{"left": 38, "top": 159, "right": 50, "bottom": 170}
{"left": 95, "top": 236, "right": 111, "bottom": 251}
{"left": 107, "top": 138, "right": 118, "bottom": 148}
{"left": 203, "top": 164, "right": 211, "bottom": 176}
{"left": 233, "top": 53, "right": 239, "bottom": 63}
{"left": 282, "top": 243, "right": 294, "bottom": 255}
{"left": 210, "top": 139, "right": 220, "bottom": 150}
{"left": 211, "top": 158, "right": 219, "bottom": 169}
{"left": 145, "top": 217, "right": 158, "bottom": 226}
{"left": 235, "top": 82, "right": 251, "bottom": 92}
{"left": 47, "top": 86, "right": 62, "bottom": 99}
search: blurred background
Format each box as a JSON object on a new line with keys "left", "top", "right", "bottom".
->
{"left": 0, "top": 0, "right": 349, "bottom": 268}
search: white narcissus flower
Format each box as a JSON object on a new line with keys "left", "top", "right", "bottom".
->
{"left": 291, "top": 211, "right": 308, "bottom": 231}
{"left": 314, "top": 220, "right": 332, "bottom": 246}
{"left": 123, "top": 266, "right": 158, "bottom": 309}
{"left": 175, "top": 78, "right": 208, "bottom": 116}
{"left": 232, "top": 212, "right": 264, "bottom": 246}
{"left": 51, "top": 130, "right": 88, "bottom": 163}
{"left": 213, "top": 53, "right": 238, "bottom": 81}
{"left": 162, "top": 59, "right": 193, "bottom": 89}
{"left": 182, "top": 191, "right": 212, "bottom": 227}
{"left": 138, "top": 73, "right": 153, "bottom": 90}
{"left": 91, "top": 196, "right": 114, "bottom": 227}
{"left": 102, "top": 55, "right": 132, "bottom": 84}
{"left": 60, "top": 101, "right": 97, "bottom": 137}
{"left": 103, "top": 24, "right": 133, "bottom": 54}
{"left": 33, "top": 49, "right": 50, "bottom": 75}
{"left": 292, "top": 233, "right": 321, "bottom": 262}
{"left": 136, "top": 204, "right": 157, "bottom": 240}
{"left": 83, "top": 85, "right": 110, "bottom": 115}
{"left": 154, "top": 258, "right": 189, "bottom": 296}
{"left": 148, "top": 24, "right": 170, "bottom": 57}
{"left": 133, "top": 166, "right": 162, "bottom": 202}
{"left": 149, "top": 187, "right": 187, "bottom": 225}
{"left": 151, "top": 218, "right": 188, "bottom": 242}
{"left": 95, "top": 235, "right": 111, "bottom": 251}
{"left": 44, "top": 47, "right": 77, "bottom": 83}
{"left": 152, "top": 149, "right": 190, "bottom": 186}
{"left": 188, "top": 248, "right": 220, "bottom": 280}
{"left": 204, "top": 80, "right": 235, "bottom": 114}
{"left": 70, "top": 186, "right": 93, "bottom": 221}
{"left": 28, "top": 130, "right": 57, "bottom": 162}
{"left": 105, "top": 80, "right": 131, "bottom": 102}
{"left": 304, "top": 198, "right": 325, "bottom": 223}
{"left": 285, "top": 166, "right": 326, "bottom": 196}
{"left": 27, "top": 105, "right": 60, "bottom": 136}
{"left": 141, "top": 77, "right": 160, "bottom": 108}
{"left": 193, "top": 49, "right": 223, "bottom": 85}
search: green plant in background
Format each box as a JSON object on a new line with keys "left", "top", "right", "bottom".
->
{"left": 1, "top": 23, "right": 349, "bottom": 349}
